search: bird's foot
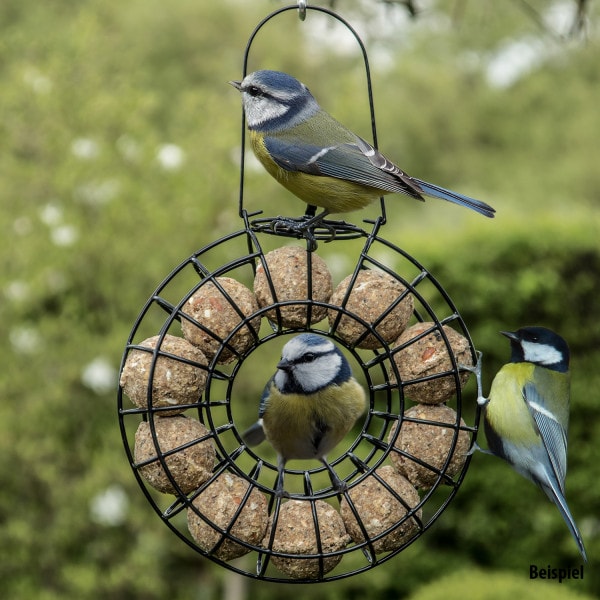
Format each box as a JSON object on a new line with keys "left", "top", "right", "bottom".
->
{"left": 467, "top": 441, "right": 482, "bottom": 456}
{"left": 333, "top": 479, "right": 348, "bottom": 494}
{"left": 459, "top": 350, "right": 489, "bottom": 407}
{"left": 321, "top": 458, "right": 348, "bottom": 496}
{"left": 274, "top": 487, "right": 291, "bottom": 499}
{"left": 266, "top": 211, "right": 334, "bottom": 251}
{"left": 250, "top": 209, "right": 363, "bottom": 250}
{"left": 467, "top": 441, "right": 492, "bottom": 456}
{"left": 273, "top": 465, "right": 290, "bottom": 499}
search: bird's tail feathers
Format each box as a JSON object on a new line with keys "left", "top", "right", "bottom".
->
{"left": 242, "top": 419, "right": 266, "bottom": 447}
{"left": 414, "top": 178, "right": 496, "bottom": 219}
{"left": 542, "top": 478, "right": 587, "bottom": 562}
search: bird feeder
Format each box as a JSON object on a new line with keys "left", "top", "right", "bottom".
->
{"left": 117, "top": 3, "right": 483, "bottom": 582}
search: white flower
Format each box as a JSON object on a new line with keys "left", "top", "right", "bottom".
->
{"left": 9, "top": 326, "right": 42, "bottom": 354}
{"left": 4, "top": 280, "right": 30, "bottom": 302}
{"left": 71, "top": 137, "right": 100, "bottom": 160}
{"left": 23, "top": 67, "right": 52, "bottom": 94}
{"left": 74, "top": 179, "right": 120, "bottom": 207}
{"left": 90, "top": 485, "right": 129, "bottom": 526}
{"left": 81, "top": 356, "right": 117, "bottom": 395}
{"left": 156, "top": 143, "right": 186, "bottom": 171}
{"left": 39, "top": 202, "right": 63, "bottom": 226}
{"left": 51, "top": 224, "right": 78, "bottom": 247}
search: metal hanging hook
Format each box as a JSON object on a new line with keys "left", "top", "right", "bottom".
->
{"left": 298, "top": 0, "right": 307, "bottom": 21}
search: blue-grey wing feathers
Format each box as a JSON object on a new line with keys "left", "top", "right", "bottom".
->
{"left": 241, "top": 378, "right": 273, "bottom": 447}
{"left": 263, "top": 134, "right": 495, "bottom": 217}
{"left": 523, "top": 382, "right": 568, "bottom": 492}
{"left": 264, "top": 135, "right": 423, "bottom": 198}
{"left": 522, "top": 382, "right": 586, "bottom": 561}
{"left": 264, "top": 137, "right": 324, "bottom": 174}
{"left": 257, "top": 377, "right": 274, "bottom": 419}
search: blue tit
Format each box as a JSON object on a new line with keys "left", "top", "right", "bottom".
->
{"left": 242, "top": 333, "right": 366, "bottom": 497}
{"left": 481, "top": 327, "right": 587, "bottom": 562}
{"left": 230, "top": 70, "right": 495, "bottom": 222}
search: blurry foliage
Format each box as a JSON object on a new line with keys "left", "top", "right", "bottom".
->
{"left": 405, "top": 568, "right": 595, "bottom": 600}
{"left": 0, "top": 0, "right": 599, "bottom": 598}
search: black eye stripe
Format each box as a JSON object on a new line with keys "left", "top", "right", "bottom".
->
{"left": 294, "top": 351, "right": 332, "bottom": 365}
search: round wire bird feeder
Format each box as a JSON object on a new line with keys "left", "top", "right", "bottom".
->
{"left": 117, "top": 4, "right": 483, "bottom": 582}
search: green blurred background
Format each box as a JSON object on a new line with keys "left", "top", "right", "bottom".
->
{"left": 1, "top": 0, "right": 598, "bottom": 598}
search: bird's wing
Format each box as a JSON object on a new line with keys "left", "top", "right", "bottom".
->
{"left": 240, "top": 379, "right": 273, "bottom": 447}
{"left": 523, "top": 381, "right": 568, "bottom": 493}
{"left": 257, "top": 377, "right": 274, "bottom": 419}
{"left": 263, "top": 135, "right": 425, "bottom": 199}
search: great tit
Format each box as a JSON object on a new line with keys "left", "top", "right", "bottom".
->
{"left": 476, "top": 327, "right": 587, "bottom": 562}
{"left": 230, "top": 70, "right": 495, "bottom": 224}
{"left": 242, "top": 333, "right": 366, "bottom": 497}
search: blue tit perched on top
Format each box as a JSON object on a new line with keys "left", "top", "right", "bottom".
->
{"left": 480, "top": 327, "right": 587, "bottom": 562}
{"left": 242, "top": 333, "right": 366, "bottom": 497}
{"left": 230, "top": 70, "right": 495, "bottom": 221}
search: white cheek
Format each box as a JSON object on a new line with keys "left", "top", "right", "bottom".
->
{"left": 521, "top": 341, "right": 562, "bottom": 366}
{"left": 296, "top": 354, "right": 342, "bottom": 393}
{"left": 243, "top": 95, "right": 290, "bottom": 128}
{"left": 274, "top": 370, "right": 288, "bottom": 390}
{"left": 296, "top": 366, "right": 329, "bottom": 392}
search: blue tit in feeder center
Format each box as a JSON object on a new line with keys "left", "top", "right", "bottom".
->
{"left": 229, "top": 70, "right": 495, "bottom": 223}
{"left": 479, "top": 326, "right": 587, "bottom": 562}
{"left": 242, "top": 333, "right": 366, "bottom": 497}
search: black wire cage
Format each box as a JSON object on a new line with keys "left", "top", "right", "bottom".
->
{"left": 117, "top": 4, "right": 484, "bottom": 583}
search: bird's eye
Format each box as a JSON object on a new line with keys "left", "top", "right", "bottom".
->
{"left": 302, "top": 353, "right": 316, "bottom": 363}
{"left": 247, "top": 86, "right": 262, "bottom": 97}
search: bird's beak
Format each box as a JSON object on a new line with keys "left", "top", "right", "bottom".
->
{"left": 277, "top": 358, "right": 292, "bottom": 372}
{"left": 229, "top": 80, "right": 242, "bottom": 91}
{"left": 500, "top": 330, "right": 519, "bottom": 342}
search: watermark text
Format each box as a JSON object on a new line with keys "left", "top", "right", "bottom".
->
{"left": 530, "top": 564, "right": 584, "bottom": 583}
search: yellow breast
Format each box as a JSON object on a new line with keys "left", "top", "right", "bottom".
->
{"left": 487, "top": 364, "right": 536, "bottom": 442}
{"left": 262, "top": 379, "right": 366, "bottom": 460}
{"left": 487, "top": 363, "right": 569, "bottom": 443}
